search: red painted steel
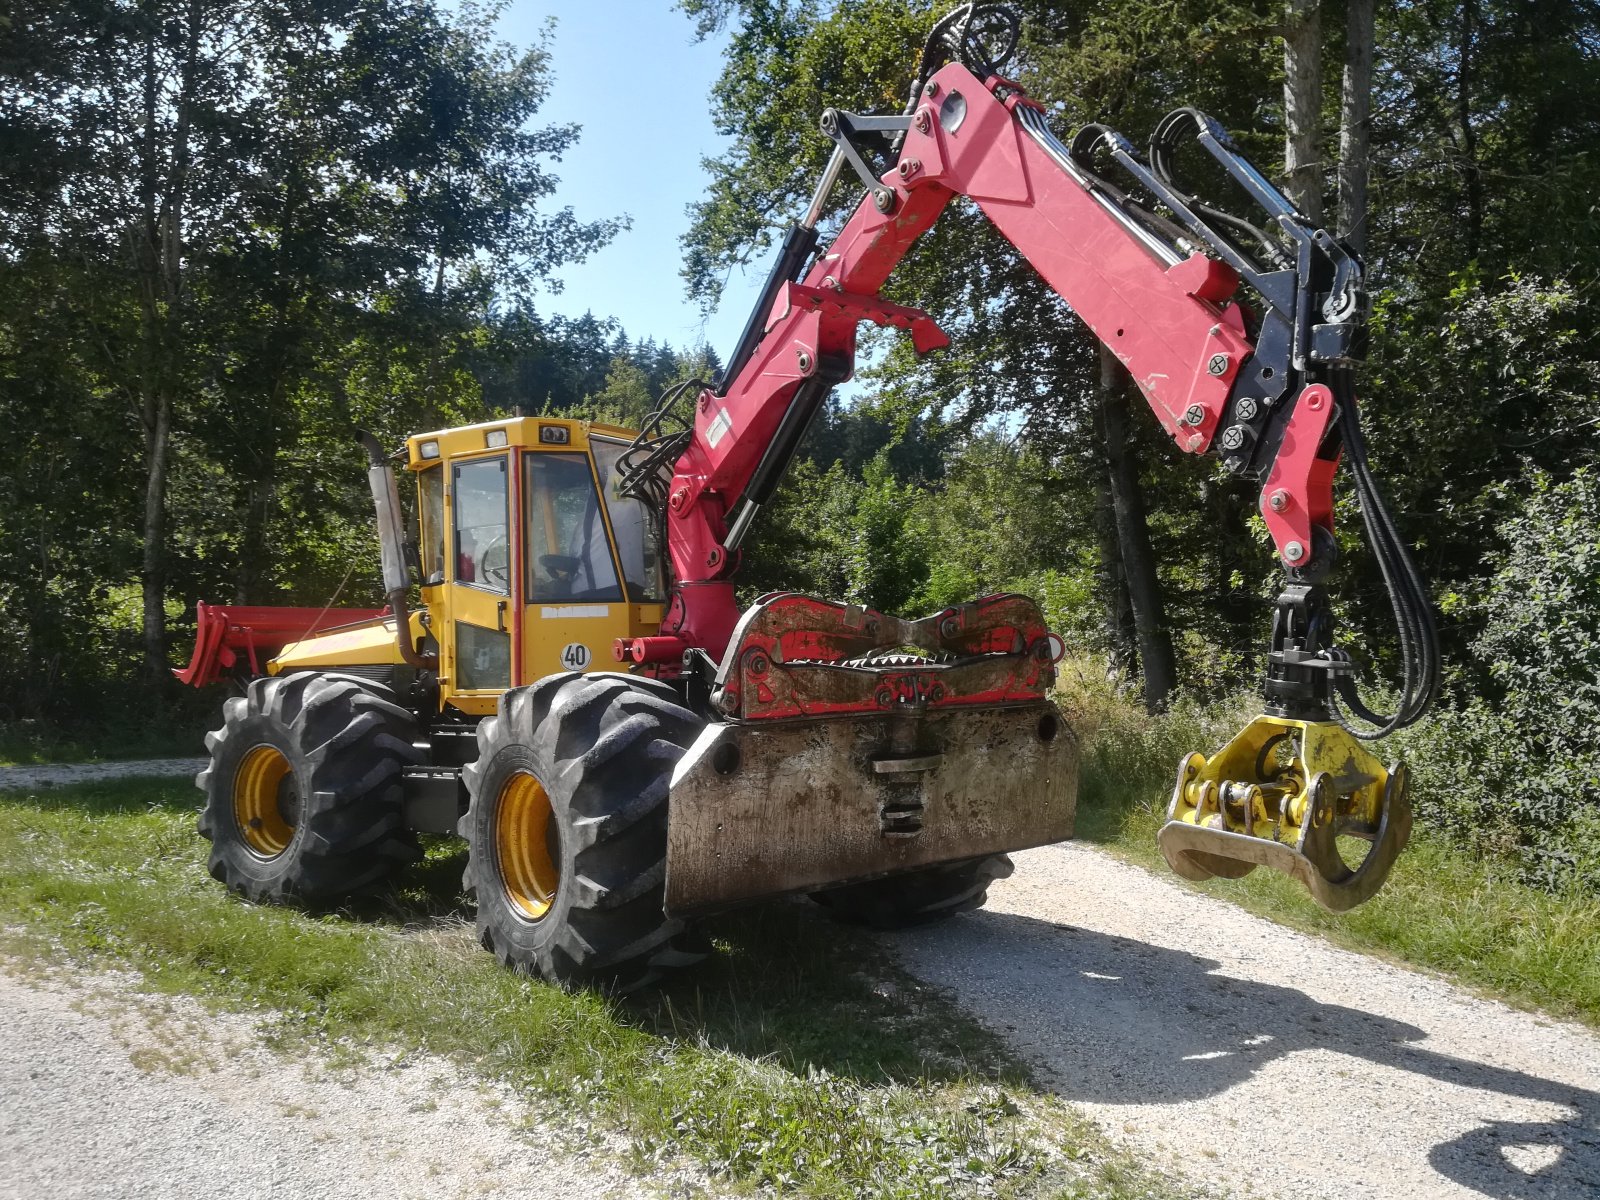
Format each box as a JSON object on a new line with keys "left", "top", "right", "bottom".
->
{"left": 173, "top": 602, "right": 388, "bottom": 688}
{"left": 660, "top": 63, "right": 1292, "bottom": 663}
{"left": 1258, "top": 383, "right": 1339, "bottom": 565}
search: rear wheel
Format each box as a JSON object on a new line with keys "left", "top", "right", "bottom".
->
{"left": 197, "top": 672, "right": 422, "bottom": 904}
{"left": 461, "top": 672, "right": 707, "bottom": 991}
{"left": 810, "top": 854, "right": 1014, "bottom": 929}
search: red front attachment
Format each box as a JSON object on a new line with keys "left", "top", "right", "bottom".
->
{"left": 707, "top": 592, "right": 1059, "bottom": 722}
{"left": 173, "top": 602, "right": 387, "bottom": 688}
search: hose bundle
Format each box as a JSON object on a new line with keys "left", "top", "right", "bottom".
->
{"left": 1328, "top": 376, "right": 1440, "bottom": 738}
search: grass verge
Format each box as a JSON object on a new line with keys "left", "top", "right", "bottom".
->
{"left": 0, "top": 720, "right": 200, "bottom": 767}
{"left": 0, "top": 775, "right": 1182, "bottom": 1200}
{"left": 1057, "top": 664, "right": 1600, "bottom": 1027}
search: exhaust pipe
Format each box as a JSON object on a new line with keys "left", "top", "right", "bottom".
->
{"left": 358, "top": 431, "right": 436, "bottom": 671}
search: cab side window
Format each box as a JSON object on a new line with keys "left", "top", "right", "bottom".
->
{"left": 452, "top": 457, "right": 509, "bottom": 594}
{"left": 418, "top": 466, "right": 445, "bottom": 586}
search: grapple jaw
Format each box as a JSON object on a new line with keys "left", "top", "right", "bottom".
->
{"left": 1157, "top": 714, "right": 1411, "bottom": 912}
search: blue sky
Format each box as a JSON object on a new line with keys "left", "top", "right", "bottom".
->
{"left": 494, "top": 3, "right": 767, "bottom": 357}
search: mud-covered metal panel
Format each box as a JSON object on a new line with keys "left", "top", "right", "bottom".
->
{"left": 664, "top": 702, "right": 1078, "bottom": 914}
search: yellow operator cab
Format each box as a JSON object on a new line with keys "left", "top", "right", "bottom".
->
{"left": 271, "top": 416, "right": 665, "bottom": 716}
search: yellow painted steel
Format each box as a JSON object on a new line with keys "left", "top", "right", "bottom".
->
{"left": 403, "top": 416, "right": 639, "bottom": 471}
{"left": 411, "top": 418, "right": 662, "bottom": 715}
{"left": 268, "top": 613, "right": 422, "bottom": 675}
{"left": 264, "top": 415, "right": 662, "bottom": 715}
{"left": 232, "top": 745, "right": 294, "bottom": 858}
{"left": 1157, "top": 714, "right": 1411, "bottom": 911}
{"left": 495, "top": 771, "right": 560, "bottom": 921}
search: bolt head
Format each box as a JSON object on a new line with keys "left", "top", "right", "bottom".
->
{"left": 796, "top": 350, "right": 812, "bottom": 372}
{"left": 1268, "top": 489, "right": 1289, "bottom": 512}
{"left": 924, "top": 81, "right": 939, "bottom": 97}
{"left": 1207, "top": 353, "right": 1230, "bottom": 376}
{"left": 1284, "top": 540, "right": 1305, "bottom": 563}
{"left": 1235, "top": 397, "right": 1259, "bottom": 421}
{"left": 1184, "top": 404, "right": 1206, "bottom": 426}
{"left": 915, "top": 110, "right": 931, "bottom": 134}
{"left": 1185, "top": 432, "right": 1204, "bottom": 452}
{"left": 873, "top": 187, "right": 896, "bottom": 213}
{"left": 1220, "top": 425, "right": 1246, "bottom": 450}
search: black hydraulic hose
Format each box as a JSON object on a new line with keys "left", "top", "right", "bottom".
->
{"left": 1327, "top": 379, "right": 1439, "bottom": 737}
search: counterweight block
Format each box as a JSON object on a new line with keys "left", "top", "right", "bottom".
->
{"left": 1156, "top": 715, "right": 1411, "bottom": 912}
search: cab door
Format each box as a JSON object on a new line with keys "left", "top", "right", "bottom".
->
{"left": 520, "top": 449, "right": 632, "bottom": 682}
{"left": 444, "top": 452, "right": 517, "bottom": 713}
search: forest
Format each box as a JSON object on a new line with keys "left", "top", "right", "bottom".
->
{"left": 2, "top": 1, "right": 1597, "bottom": 891}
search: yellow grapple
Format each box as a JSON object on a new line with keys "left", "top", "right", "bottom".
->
{"left": 1157, "top": 714, "right": 1411, "bottom": 913}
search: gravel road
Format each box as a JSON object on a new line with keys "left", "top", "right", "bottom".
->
{"left": 0, "top": 965, "right": 663, "bottom": 1200}
{"left": 891, "top": 842, "right": 1600, "bottom": 1200}
{"left": 0, "top": 759, "right": 206, "bottom": 791}
{"left": 8, "top": 757, "right": 1598, "bottom": 1198}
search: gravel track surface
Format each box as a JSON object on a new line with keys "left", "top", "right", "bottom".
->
{"left": 0, "top": 965, "right": 661, "bottom": 1200}
{"left": 892, "top": 842, "right": 1600, "bottom": 1200}
{"left": 0, "top": 759, "right": 206, "bottom": 790}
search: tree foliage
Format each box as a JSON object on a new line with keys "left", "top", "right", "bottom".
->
{"left": 679, "top": 1, "right": 1600, "bottom": 880}
{"left": 0, "top": 0, "right": 622, "bottom": 727}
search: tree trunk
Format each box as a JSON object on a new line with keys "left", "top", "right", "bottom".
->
{"left": 135, "top": 0, "right": 205, "bottom": 690}
{"left": 141, "top": 391, "right": 173, "bottom": 686}
{"left": 1098, "top": 346, "right": 1177, "bottom": 712}
{"left": 1456, "top": 0, "right": 1483, "bottom": 258}
{"left": 1337, "top": 0, "right": 1374, "bottom": 253}
{"left": 235, "top": 479, "right": 275, "bottom": 604}
{"left": 1283, "top": 0, "right": 1324, "bottom": 223}
{"left": 1093, "top": 469, "right": 1137, "bottom": 680}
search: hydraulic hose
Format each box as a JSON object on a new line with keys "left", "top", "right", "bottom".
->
{"left": 1326, "top": 378, "right": 1439, "bottom": 737}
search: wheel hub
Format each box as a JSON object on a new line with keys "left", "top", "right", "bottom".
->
{"left": 495, "top": 771, "right": 560, "bottom": 921}
{"left": 232, "top": 745, "right": 295, "bottom": 859}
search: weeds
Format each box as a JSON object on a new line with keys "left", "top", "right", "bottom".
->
{"left": 1057, "top": 659, "right": 1600, "bottom": 1026}
{"left": 0, "top": 776, "right": 1176, "bottom": 1200}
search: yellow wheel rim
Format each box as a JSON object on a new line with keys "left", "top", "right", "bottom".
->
{"left": 495, "top": 771, "right": 560, "bottom": 921}
{"left": 232, "top": 745, "right": 294, "bottom": 859}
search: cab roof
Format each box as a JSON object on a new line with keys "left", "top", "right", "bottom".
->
{"left": 405, "top": 416, "right": 640, "bottom": 471}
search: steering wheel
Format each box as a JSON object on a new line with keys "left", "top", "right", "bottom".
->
{"left": 539, "top": 553, "right": 580, "bottom": 579}
{"left": 479, "top": 533, "right": 511, "bottom": 592}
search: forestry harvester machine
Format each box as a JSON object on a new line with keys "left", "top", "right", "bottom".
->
{"left": 178, "top": 5, "right": 1437, "bottom": 989}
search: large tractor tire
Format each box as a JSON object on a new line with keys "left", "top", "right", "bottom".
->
{"left": 461, "top": 672, "right": 707, "bottom": 991}
{"left": 810, "top": 854, "right": 1014, "bottom": 929}
{"left": 197, "top": 672, "right": 422, "bottom": 904}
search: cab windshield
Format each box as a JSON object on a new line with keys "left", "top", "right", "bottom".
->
{"left": 525, "top": 453, "right": 623, "bottom": 602}
{"left": 590, "top": 437, "right": 665, "bottom": 602}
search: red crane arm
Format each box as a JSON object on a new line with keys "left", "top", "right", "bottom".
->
{"left": 652, "top": 61, "right": 1342, "bottom": 664}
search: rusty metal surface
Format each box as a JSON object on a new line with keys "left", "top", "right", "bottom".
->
{"left": 711, "top": 592, "right": 1060, "bottom": 721}
{"left": 664, "top": 701, "right": 1078, "bottom": 914}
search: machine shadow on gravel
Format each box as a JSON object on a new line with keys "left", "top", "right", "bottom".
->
{"left": 894, "top": 910, "right": 1600, "bottom": 1200}
{"left": 372, "top": 861, "right": 1027, "bottom": 1090}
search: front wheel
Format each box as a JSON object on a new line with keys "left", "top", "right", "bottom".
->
{"left": 197, "top": 672, "right": 422, "bottom": 904}
{"left": 810, "top": 854, "right": 1014, "bottom": 929}
{"left": 460, "top": 672, "right": 707, "bottom": 991}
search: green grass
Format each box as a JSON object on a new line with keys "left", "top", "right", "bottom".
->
{"left": 0, "top": 720, "right": 201, "bottom": 767}
{"left": 0, "top": 776, "right": 1181, "bottom": 1200}
{"left": 1057, "top": 665, "right": 1600, "bottom": 1027}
